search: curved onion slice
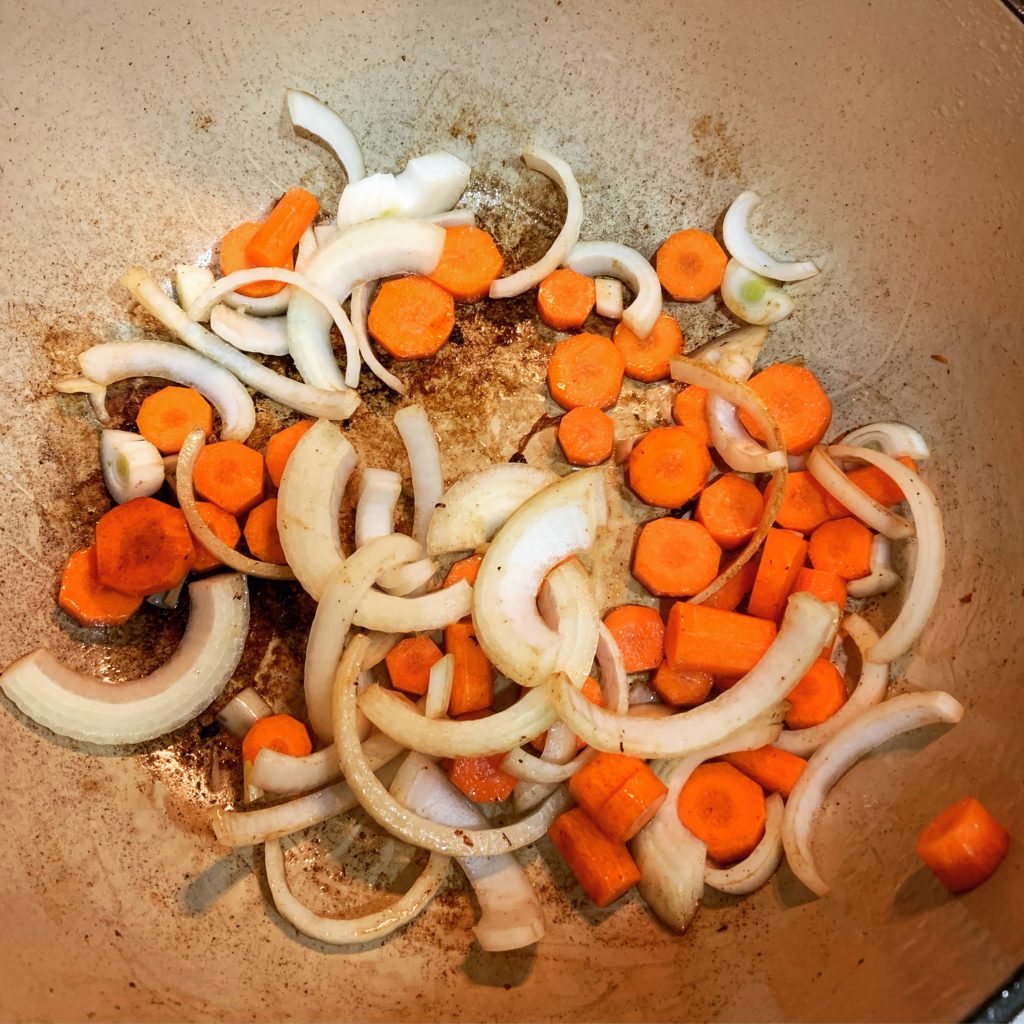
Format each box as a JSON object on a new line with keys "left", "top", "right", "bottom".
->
{"left": 395, "top": 404, "right": 444, "bottom": 548}
{"left": 425, "top": 209, "right": 477, "bottom": 228}
{"left": 489, "top": 148, "right": 583, "bottom": 299}
{"left": 216, "top": 686, "right": 272, "bottom": 738}
{"left": 828, "top": 446, "right": 945, "bottom": 663}
{"left": 776, "top": 613, "right": 889, "bottom": 756}
{"left": 426, "top": 464, "right": 557, "bottom": 556}
{"left": 378, "top": 558, "right": 437, "bottom": 597}
{"left": 704, "top": 793, "right": 784, "bottom": 895}
{"left": 722, "top": 191, "right": 819, "bottom": 282}
{"left": 512, "top": 720, "right": 579, "bottom": 814}
{"left": 594, "top": 277, "right": 624, "bottom": 319}
{"left": 782, "top": 691, "right": 963, "bottom": 897}
{"left": 352, "top": 584, "right": 472, "bottom": 633}
{"left": 355, "top": 468, "right": 403, "bottom": 549}
{"left": 70, "top": 340, "right": 256, "bottom": 442}
{"left": 501, "top": 745, "right": 595, "bottom": 784}
{"left": 693, "top": 325, "right": 769, "bottom": 368}
{"left": 177, "top": 430, "right": 295, "bottom": 580}
{"left": 335, "top": 634, "right": 572, "bottom": 856}
{"left": 840, "top": 422, "right": 931, "bottom": 460}
{"left": 121, "top": 269, "right": 360, "bottom": 420}
{"left": 846, "top": 535, "right": 900, "bottom": 599}
{"left": 807, "top": 446, "right": 914, "bottom": 540}
{"left": 564, "top": 240, "right": 661, "bottom": 341}
{"left": 174, "top": 264, "right": 215, "bottom": 311}
{"left": 546, "top": 593, "right": 837, "bottom": 758}
{"left": 538, "top": 557, "right": 600, "bottom": 688}
{"left": 1, "top": 574, "right": 248, "bottom": 745}
{"left": 286, "top": 88, "right": 365, "bottom": 184}
{"left": 424, "top": 654, "right": 454, "bottom": 720}
{"left": 222, "top": 287, "right": 292, "bottom": 317}
{"left": 350, "top": 281, "right": 405, "bottom": 394}
{"left": 596, "top": 623, "right": 630, "bottom": 716}
{"left": 100, "top": 429, "right": 164, "bottom": 503}
{"left": 472, "top": 469, "right": 607, "bottom": 687}
{"left": 338, "top": 153, "right": 471, "bottom": 225}
{"left": 721, "top": 259, "right": 794, "bottom": 326}
{"left": 209, "top": 304, "right": 290, "bottom": 356}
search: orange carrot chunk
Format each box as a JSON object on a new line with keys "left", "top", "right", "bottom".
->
{"left": 791, "top": 567, "right": 847, "bottom": 611}
{"left": 192, "top": 440, "right": 266, "bottom": 517}
{"left": 136, "top": 386, "right": 214, "bottom": 455}
{"left": 916, "top": 796, "right": 1010, "bottom": 894}
{"left": 628, "top": 426, "right": 712, "bottom": 508}
{"left": 189, "top": 501, "right": 242, "bottom": 574}
{"left": 265, "top": 420, "right": 314, "bottom": 488}
{"left": 672, "top": 386, "right": 712, "bottom": 447}
{"left": 747, "top": 527, "right": 808, "bottom": 622}
{"left": 677, "top": 762, "right": 767, "bottom": 863}
{"left": 651, "top": 662, "right": 714, "bottom": 707}
{"left": 808, "top": 517, "right": 873, "bottom": 580}
{"left": 569, "top": 752, "right": 649, "bottom": 820}
{"left": 765, "top": 472, "right": 831, "bottom": 535}
{"left": 557, "top": 407, "right": 615, "bottom": 467}
{"left": 243, "top": 498, "right": 287, "bottom": 564}
{"left": 94, "top": 497, "right": 195, "bottom": 596}
{"left": 58, "top": 546, "right": 144, "bottom": 627}
{"left": 738, "top": 364, "right": 832, "bottom": 455}
{"left": 443, "top": 554, "right": 484, "bottom": 589}
{"left": 428, "top": 225, "right": 505, "bottom": 303}
{"left": 547, "top": 332, "right": 625, "bottom": 410}
{"left": 537, "top": 268, "right": 596, "bottom": 331}
{"left": 445, "top": 621, "right": 494, "bottom": 716}
{"left": 702, "top": 556, "right": 759, "bottom": 612}
{"left": 633, "top": 517, "right": 721, "bottom": 597}
{"left": 368, "top": 276, "right": 455, "bottom": 360}
{"left": 220, "top": 221, "right": 293, "bottom": 298}
{"left": 242, "top": 713, "right": 313, "bottom": 764}
{"left": 824, "top": 456, "right": 919, "bottom": 518}
{"left": 548, "top": 807, "right": 642, "bottom": 908}
{"left": 244, "top": 187, "right": 319, "bottom": 269}
{"left": 446, "top": 754, "right": 518, "bottom": 803}
{"left": 656, "top": 229, "right": 728, "bottom": 302}
{"left": 665, "top": 602, "right": 777, "bottom": 676}
{"left": 385, "top": 636, "right": 445, "bottom": 697}
{"left": 721, "top": 745, "right": 807, "bottom": 799}
{"left": 784, "top": 658, "right": 846, "bottom": 729}
{"left": 612, "top": 312, "right": 684, "bottom": 383}
{"left": 695, "top": 474, "right": 764, "bottom": 550}
{"left": 603, "top": 605, "right": 665, "bottom": 672}
{"left": 597, "top": 767, "right": 670, "bottom": 843}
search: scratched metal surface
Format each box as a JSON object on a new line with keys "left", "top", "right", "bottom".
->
{"left": 1, "top": 0, "right": 1023, "bottom": 1021}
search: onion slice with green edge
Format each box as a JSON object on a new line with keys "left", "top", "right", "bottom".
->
{"left": 839, "top": 422, "right": 931, "bottom": 460}
{"left": 782, "top": 690, "right": 963, "bottom": 897}
{"left": 352, "top": 584, "right": 472, "bottom": 633}
{"left": 350, "top": 281, "right": 405, "bottom": 395}
{"left": 355, "top": 468, "right": 403, "bottom": 549}
{"left": 692, "top": 324, "right": 769, "bottom": 368}
{"left": 704, "top": 793, "right": 785, "bottom": 895}
{"left": 721, "top": 259, "right": 794, "bottom": 326}
{"left": 216, "top": 687, "right": 272, "bottom": 738}
{"left": 489, "top": 147, "right": 583, "bottom": 300}
{"left": 722, "top": 191, "right": 819, "bottom": 282}
{"left": 501, "top": 745, "right": 596, "bottom": 784}
{"left": 177, "top": 429, "right": 295, "bottom": 580}
{"left": 209, "top": 304, "right": 290, "bottom": 356}
{"left": 100, "top": 429, "right": 164, "bottom": 503}
{"left": 426, "top": 463, "right": 557, "bottom": 557}
{"left": 121, "top": 268, "right": 360, "bottom": 420}
{"left": 390, "top": 753, "right": 544, "bottom": 951}
{"left": 670, "top": 355, "right": 788, "bottom": 603}
{"left": 1, "top": 574, "right": 248, "bottom": 745}
{"left": 334, "top": 634, "right": 572, "bottom": 856}
{"left": 394, "top": 404, "right": 444, "bottom": 549}
{"left": 776, "top": 613, "right": 889, "bottom": 757}
{"left": 828, "top": 445, "right": 945, "bottom": 663}
{"left": 846, "top": 535, "right": 900, "bottom": 599}
{"left": 424, "top": 654, "right": 454, "bottom": 720}
{"left": 286, "top": 88, "right": 365, "bottom": 184}
{"left": 538, "top": 557, "right": 600, "bottom": 688}
{"left": 546, "top": 592, "right": 837, "bottom": 759}
{"left": 472, "top": 468, "right": 608, "bottom": 688}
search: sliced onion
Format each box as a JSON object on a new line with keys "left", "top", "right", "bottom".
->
{"left": 501, "top": 745, "right": 595, "bottom": 784}
{"left": 546, "top": 592, "right": 837, "bottom": 758}
{"left": 209, "top": 304, "right": 290, "bottom": 356}
{"left": 721, "top": 259, "right": 794, "bottom": 326}
{"left": 286, "top": 88, "right": 365, "bottom": 183}
{"left": 146, "top": 580, "right": 185, "bottom": 611}
{"left": 355, "top": 468, "right": 403, "bottom": 549}
{"left": 395, "top": 404, "right": 444, "bottom": 549}
{"left": 363, "top": 631, "right": 401, "bottom": 670}
{"left": 424, "top": 654, "right": 454, "bottom": 720}
{"left": 692, "top": 324, "right": 769, "bottom": 368}
{"left": 425, "top": 208, "right": 476, "bottom": 228}
{"left": 489, "top": 148, "right": 583, "bottom": 299}
{"left": 174, "top": 264, "right": 215, "bottom": 311}
{"left": 512, "top": 721, "right": 579, "bottom": 814}
{"left": 379, "top": 558, "right": 437, "bottom": 597}
{"left": 722, "top": 191, "right": 819, "bottom": 282}
{"left": 426, "top": 464, "right": 557, "bottom": 557}
{"left": 704, "top": 793, "right": 784, "bottom": 895}
{"left": 100, "top": 429, "right": 164, "bottom": 503}
{"left": 350, "top": 281, "right": 405, "bottom": 395}
{"left": 788, "top": 452, "right": 809, "bottom": 472}
{"left": 338, "top": 153, "right": 471, "bottom": 225}
{"left": 71, "top": 340, "right": 256, "bottom": 442}
{"left": 1, "top": 574, "right": 248, "bottom": 745}
{"left": 839, "top": 422, "right": 931, "bottom": 460}
{"left": 537, "top": 557, "right": 600, "bottom": 688}
{"left": 121, "top": 269, "right": 360, "bottom": 420}
{"left": 216, "top": 687, "right": 272, "bottom": 738}
{"left": 352, "top": 583, "right": 472, "bottom": 633}
{"left": 54, "top": 376, "right": 110, "bottom": 423}
{"left": 629, "top": 681, "right": 659, "bottom": 706}
{"left": 594, "top": 277, "right": 624, "bottom": 319}
{"left": 222, "top": 287, "right": 292, "bottom": 317}
{"left": 846, "top": 535, "right": 900, "bottom": 599}
{"left": 828, "top": 446, "right": 945, "bottom": 663}
{"left": 596, "top": 624, "right": 630, "bottom": 716}
{"left": 613, "top": 435, "right": 641, "bottom": 466}
{"left": 782, "top": 691, "right": 964, "bottom": 897}
{"left": 564, "top": 240, "right": 661, "bottom": 341}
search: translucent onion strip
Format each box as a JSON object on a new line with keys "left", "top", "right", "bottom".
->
{"left": 840, "top": 422, "right": 931, "bottom": 460}
{"left": 595, "top": 624, "right": 629, "bottom": 716}
{"left": 704, "top": 793, "right": 785, "bottom": 895}
{"left": 424, "top": 654, "right": 454, "bottom": 720}
{"left": 846, "top": 535, "right": 900, "bottom": 599}
{"left": 722, "top": 191, "right": 819, "bottom": 282}
{"left": 395, "top": 404, "right": 444, "bottom": 548}
{"left": 501, "top": 745, "right": 595, "bottom": 784}
{"left": 216, "top": 687, "right": 272, "bottom": 738}
{"left": 594, "top": 277, "right": 624, "bottom": 319}
{"left": 352, "top": 584, "right": 472, "bottom": 633}
{"left": 351, "top": 281, "right": 405, "bottom": 394}
{"left": 538, "top": 557, "right": 600, "bottom": 688}
{"left": 286, "top": 88, "right": 366, "bottom": 183}
{"left": 692, "top": 325, "right": 769, "bottom": 369}
{"left": 355, "top": 468, "right": 403, "bottom": 549}
{"left": 209, "top": 304, "right": 290, "bottom": 356}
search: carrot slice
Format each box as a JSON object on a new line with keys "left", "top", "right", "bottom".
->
{"left": 695, "top": 474, "right": 764, "bottom": 550}
{"left": 784, "top": 658, "right": 846, "bottom": 729}
{"left": 547, "top": 332, "right": 625, "bottom": 410}
{"left": 244, "top": 187, "right": 319, "bottom": 269}
{"left": 677, "top": 762, "right": 767, "bottom": 863}
{"left": 94, "top": 497, "right": 195, "bottom": 596}
{"left": 58, "top": 546, "right": 143, "bottom": 627}
{"left": 824, "top": 456, "right": 919, "bottom": 519}
{"left": 242, "top": 714, "right": 313, "bottom": 764}
{"left": 136, "top": 386, "right": 214, "bottom": 455}
{"left": 738, "top": 364, "right": 832, "bottom": 455}
{"left": 189, "top": 501, "right": 241, "bottom": 574}
{"left": 428, "top": 225, "right": 505, "bottom": 303}
{"left": 192, "top": 440, "right": 266, "bottom": 517}
{"left": 368, "top": 276, "right": 455, "bottom": 360}
{"left": 596, "top": 766, "right": 669, "bottom": 842}
{"left": 446, "top": 754, "right": 518, "bottom": 803}
{"left": 665, "top": 602, "right": 777, "bottom": 676}
{"left": 633, "top": 517, "right": 721, "bottom": 597}
{"left": 628, "top": 426, "right": 712, "bottom": 508}
{"left": 672, "top": 386, "right": 712, "bottom": 447}
{"left": 603, "top": 605, "right": 665, "bottom": 672}
{"left": 557, "top": 407, "right": 614, "bottom": 467}
{"left": 747, "top": 527, "right": 808, "bottom": 621}
{"left": 650, "top": 662, "right": 713, "bottom": 707}
{"left": 445, "top": 621, "right": 494, "bottom": 716}
{"left": 443, "top": 554, "right": 484, "bottom": 589}
{"left": 701, "top": 555, "right": 759, "bottom": 612}
{"left": 721, "top": 745, "right": 807, "bottom": 799}
{"left": 808, "top": 517, "right": 873, "bottom": 580}
{"left": 548, "top": 807, "right": 642, "bottom": 908}
{"left": 655, "top": 229, "right": 728, "bottom": 302}
{"left": 385, "top": 636, "right": 445, "bottom": 696}
{"left": 265, "top": 420, "right": 313, "bottom": 488}
{"left": 612, "top": 312, "right": 684, "bottom": 383}
{"left": 570, "top": 753, "right": 648, "bottom": 820}
{"left": 765, "top": 471, "right": 831, "bottom": 535}
{"left": 243, "top": 497, "right": 287, "bottom": 564}
{"left": 916, "top": 796, "right": 1010, "bottom": 894}
{"left": 790, "top": 567, "right": 847, "bottom": 611}
{"left": 537, "top": 268, "right": 596, "bottom": 331}
{"left": 220, "top": 221, "right": 293, "bottom": 298}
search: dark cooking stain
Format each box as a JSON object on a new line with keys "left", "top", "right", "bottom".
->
{"left": 514, "top": 413, "right": 561, "bottom": 456}
{"left": 691, "top": 113, "right": 743, "bottom": 181}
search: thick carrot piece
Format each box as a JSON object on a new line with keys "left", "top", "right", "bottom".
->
{"left": 368, "top": 276, "right": 455, "bottom": 360}
{"left": 243, "top": 498, "right": 287, "bottom": 564}
{"left": 547, "top": 332, "right": 625, "bottom": 411}
{"left": 136, "top": 386, "right": 214, "bottom": 455}
{"left": 765, "top": 471, "right": 831, "bottom": 535}
{"left": 428, "top": 225, "right": 505, "bottom": 303}
{"left": 651, "top": 663, "right": 714, "bottom": 707}
{"left": 702, "top": 555, "right": 759, "bottom": 612}
{"left": 385, "top": 635, "right": 445, "bottom": 696}
{"left": 537, "top": 268, "right": 596, "bottom": 331}
{"left": 445, "top": 621, "right": 494, "bottom": 716}
{"left": 265, "top": 420, "right": 313, "bottom": 488}
{"left": 808, "top": 517, "right": 873, "bottom": 580}
{"left": 242, "top": 714, "right": 313, "bottom": 764}
{"left": 58, "top": 547, "right": 143, "bottom": 627}
{"left": 447, "top": 754, "right": 518, "bottom": 803}
{"left": 548, "top": 807, "right": 642, "bottom": 908}
{"left": 916, "top": 796, "right": 1010, "bottom": 894}
{"left": 791, "top": 567, "right": 847, "bottom": 611}
{"left": 443, "top": 554, "right": 484, "bottom": 589}
{"left": 557, "top": 407, "right": 615, "bottom": 467}
{"left": 628, "top": 426, "right": 712, "bottom": 508}
{"left": 656, "top": 229, "right": 727, "bottom": 302}
{"left": 824, "top": 456, "right": 919, "bottom": 518}
{"left": 569, "top": 752, "right": 647, "bottom": 819}
{"left": 785, "top": 658, "right": 846, "bottom": 729}
{"left": 94, "top": 497, "right": 195, "bottom": 596}
{"left": 597, "top": 767, "right": 669, "bottom": 842}
{"left": 665, "top": 602, "right": 777, "bottom": 676}
{"left": 738, "top": 364, "right": 832, "bottom": 455}
{"left": 721, "top": 745, "right": 807, "bottom": 799}
{"left": 190, "top": 501, "right": 241, "bottom": 573}
{"left": 677, "top": 762, "right": 767, "bottom": 864}
{"left": 672, "top": 386, "right": 712, "bottom": 447}
{"left": 747, "top": 527, "right": 808, "bottom": 622}
{"left": 695, "top": 474, "right": 764, "bottom": 550}
{"left": 612, "top": 312, "right": 684, "bottom": 383}
{"left": 633, "top": 518, "right": 721, "bottom": 597}
{"left": 244, "top": 187, "right": 319, "bottom": 269}
{"left": 193, "top": 440, "right": 266, "bottom": 517}
{"left": 603, "top": 605, "right": 665, "bottom": 672}
{"left": 220, "top": 221, "right": 293, "bottom": 298}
